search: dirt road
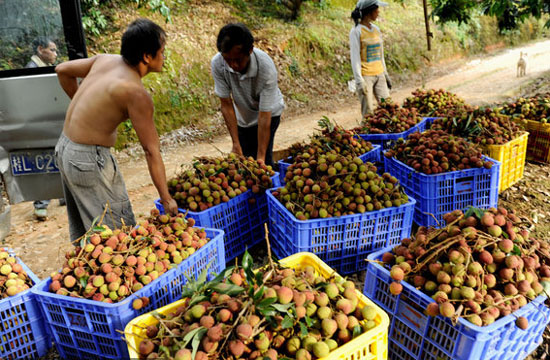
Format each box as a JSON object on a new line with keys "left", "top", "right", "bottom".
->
{"left": 5, "top": 39, "right": 550, "bottom": 278}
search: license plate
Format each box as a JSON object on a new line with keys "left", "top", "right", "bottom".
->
{"left": 10, "top": 149, "right": 59, "bottom": 176}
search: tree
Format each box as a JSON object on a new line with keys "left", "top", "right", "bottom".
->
{"left": 429, "top": 0, "right": 550, "bottom": 30}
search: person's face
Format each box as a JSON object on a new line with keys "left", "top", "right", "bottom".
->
{"left": 222, "top": 45, "right": 252, "bottom": 73}
{"left": 368, "top": 8, "right": 380, "bottom": 21}
{"left": 38, "top": 42, "right": 57, "bottom": 65}
{"left": 147, "top": 43, "right": 166, "bottom": 72}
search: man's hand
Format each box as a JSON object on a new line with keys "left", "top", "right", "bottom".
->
{"left": 162, "top": 197, "right": 179, "bottom": 215}
{"left": 232, "top": 143, "right": 244, "bottom": 157}
{"left": 385, "top": 72, "right": 392, "bottom": 90}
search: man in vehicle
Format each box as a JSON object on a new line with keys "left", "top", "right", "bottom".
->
{"left": 25, "top": 36, "right": 65, "bottom": 220}
{"left": 26, "top": 36, "right": 58, "bottom": 68}
{"left": 54, "top": 18, "right": 178, "bottom": 242}
{"left": 211, "top": 23, "right": 285, "bottom": 166}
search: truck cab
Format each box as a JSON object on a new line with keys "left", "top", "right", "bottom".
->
{"left": 0, "top": 0, "right": 87, "bottom": 240}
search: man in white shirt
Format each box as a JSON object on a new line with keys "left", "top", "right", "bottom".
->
{"left": 211, "top": 23, "right": 285, "bottom": 166}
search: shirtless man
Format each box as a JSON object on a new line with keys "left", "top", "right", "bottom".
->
{"left": 55, "top": 18, "right": 178, "bottom": 242}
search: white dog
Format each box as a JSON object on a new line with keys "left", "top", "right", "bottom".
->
{"left": 517, "top": 52, "right": 527, "bottom": 77}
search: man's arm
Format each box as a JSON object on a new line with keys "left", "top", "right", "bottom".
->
{"left": 256, "top": 111, "right": 272, "bottom": 163}
{"left": 55, "top": 55, "right": 99, "bottom": 99}
{"left": 220, "top": 97, "right": 243, "bottom": 156}
{"left": 127, "top": 87, "right": 178, "bottom": 215}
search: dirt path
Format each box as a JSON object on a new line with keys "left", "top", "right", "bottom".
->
{"left": 5, "top": 39, "right": 550, "bottom": 279}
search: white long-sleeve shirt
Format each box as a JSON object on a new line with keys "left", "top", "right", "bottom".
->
{"left": 349, "top": 23, "right": 387, "bottom": 86}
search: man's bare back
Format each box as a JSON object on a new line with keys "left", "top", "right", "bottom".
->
{"left": 62, "top": 54, "right": 149, "bottom": 147}
{"left": 54, "top": 18, "right": 178, "bottom": 230}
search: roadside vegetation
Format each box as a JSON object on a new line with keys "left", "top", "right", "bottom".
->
{"left": 78, "top": 0, "right": 547, "bottom": 149}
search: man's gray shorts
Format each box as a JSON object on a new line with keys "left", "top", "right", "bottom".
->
{"left": 55, "top": 133, "right": 135, "bottom": 242}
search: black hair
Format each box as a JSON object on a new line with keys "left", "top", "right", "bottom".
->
{"left": 32, "top": 36, "right": 54, "bottom": 53}
{"left": 216, "top": 23, "right": 254, "bottom": 54}
{"left": 351, "top": 4, "right": 379, "bottom": 25}
{"left": 121, "top": 18, "right": 166, "bottom": 66}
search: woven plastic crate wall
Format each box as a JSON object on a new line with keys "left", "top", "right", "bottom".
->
{"left": 359, "top": 117, "right": 436, "bottom": 150}
{"left": 483, "top": 132, "right": 528, "bottom": 192}
{"left": 384, "top": 156, "right": 500, "bottom": 228}
{"left": 523, "top": 119, "right": 550, "bottom": 163}
{"left": 156, "top": 174, "right": 279, "bottom": 261}
{"left": 32, "top": 229, "right": 224, "bottom": 360}
{"left": 267, "top": 190, "right": 415, "bottom": 274}
{"left": 364, "top": 248, "right": 550, "bottom": 360}
{"left": 0, "top": 248, "right": 50, "bottom": 360}
{"left": 277, "top": 145, "right": 382, "bottom": 185}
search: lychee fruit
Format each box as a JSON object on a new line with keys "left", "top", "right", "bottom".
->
{"left": 516, "top": 316, "right": 528, "bottom": 330}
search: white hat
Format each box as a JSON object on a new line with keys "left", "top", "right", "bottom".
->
{"left": 356, "top": 0, "right": 388, "bottom": 9}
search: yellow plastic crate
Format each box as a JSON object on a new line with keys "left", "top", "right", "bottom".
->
{"left": 125, "top": 252, "right": 389, "bottom": 360}
{"left": 517, "top": 119, "right": 550, "bottom": 163}
{"left": 483, "top": 132, "right": 528, "bottom": 192}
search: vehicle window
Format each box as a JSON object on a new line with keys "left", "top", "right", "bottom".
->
{"left": 0, "top": 0, "right": 68, "bottom": 71}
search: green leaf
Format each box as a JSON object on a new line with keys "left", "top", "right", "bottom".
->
{"left": 79, "top": 278, "right": 87, "bottom": 288}
{"left": 197, "top": 261, "right": 212, "bottom": 285}
{"left": 245, "top": 267, "right": 256, "bottom": 287}
{"left": 305, "top": 315, "right": 314, "bottom": 327}
{"left": 255, "top": 271, "right": 264, "bottom": 286}
{"left": 191, "top": 327, "right": 207, "bottom": 360}
{"left": 257, "top": 297, "right": 277, "bottom": 308}
{"left": 182, "top": 326, "right": 206, "bottom": 347}
{"left": 242, "top": 250, "right": 253, "bottom": 271}
{"left": 259, "top": 308, "right": 277, "bottom": 317}
{"left": 92, "top": 226, "right": 105, "bottom": 232}
{"left": 299, "top": 321, "right": 308, "bottom": 337}
{"left": 314, "top": 282, "right": 328, "bottom": 290}
{"left": 473, "top": 208, "right": 485, "bottom": 219}
{"left": 464, "top": 206, "right": 476, "bottom": 218}
{"left": 352, "top": 324, "right": 363, "bottom": 338}
{"left": 209, "top": 283, "right": 245, "bottom": 296}
{"left": 512, "top": 245, "right": 522, "bottom": 256}
{"left": 282, "top": 315, "right": 294, "bottom": 329}
{"left": 272, "top": 303, "right": 293, "bottom": 313}
{"left": 181, "top": 287, "right": 195, "bottom": 299}
{"left": 158, "top": 345, "right": 171, "bottom": 357}
{"left": 253, "top": 285, "right": 266, "bottom": 301}
{"left": 210, "top": 266, "right": 235, "bottom": 285}
{"left": 188, "top": 295, "right": 210, "bottom": 308}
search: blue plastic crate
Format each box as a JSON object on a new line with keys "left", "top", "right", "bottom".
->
{"left": 358, "top": 117, "right": 436, "bottom": 150}
{"left": 156, "top": 174, "right": 279, "bottom": 262}
{"left": 0, "top": 248, "right": 51, "bottom": 360}
{"left": 31, "top": 229, "right": 224, "bottom": 360}
{"left": 364, "top": 248, "right": 550, "bottom": 360}
{"left": 266, "top": 190, "right": 415, "bottom": 274}
{"left": 278, "top": 145, "right": 382, "bottom": 185}
{"left": 384, "top": 155, "right": 500, "bottom": 227}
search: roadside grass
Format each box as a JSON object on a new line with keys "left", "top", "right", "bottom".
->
{"left": 90, "top": 0, "right": 547, "bottom": 150}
